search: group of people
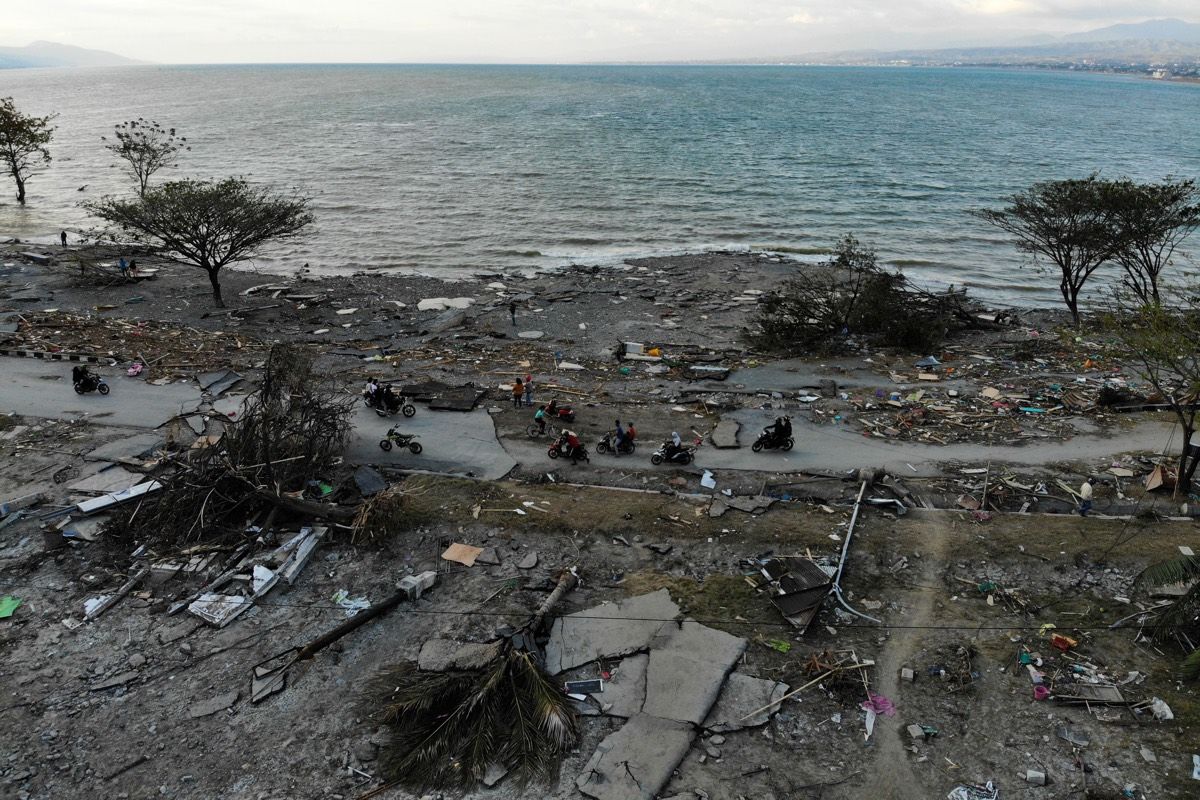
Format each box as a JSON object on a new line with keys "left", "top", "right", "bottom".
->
{"left": 363, "top": 376, "right": 403, "bottom": 411}
{"left": 762, "top": 415, "right": 792, "bottom": 444}
{"left": 511, "top": 374, "right": 534, "bottom": 408}
{"left": 117, "top": 256, "right": 139, "bottom": 279}
{"left": 532, "top": 398, "right": 561, "bottom": 433}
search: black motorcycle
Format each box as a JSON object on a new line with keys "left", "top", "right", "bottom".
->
{"left": 650, "top": 443, "right": 695, "bottom": 465}
{"left": 73, "top": 373, "right": 110, "bottom": 395}
{"left": 596, "top": 431, "right": 636, "bottom": 455}
{"left": 751, "top": 430, "right": 794, "bottom": 453}
{"left": 363, "top": 388, "right": 416, "bottom": 418}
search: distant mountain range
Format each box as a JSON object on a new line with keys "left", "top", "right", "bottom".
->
{"left": 793, "top": 18, "right": 1200, "bottom": 67}
{"left": 0, "top": 41, "right": 142, "bottom": 69}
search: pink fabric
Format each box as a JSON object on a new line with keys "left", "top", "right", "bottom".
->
{"left": 860, "top": 692, "right": 896, "bottom": 716}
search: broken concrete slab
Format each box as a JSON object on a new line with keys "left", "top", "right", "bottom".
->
{"left": 475, "top": 546, "right": 501, "bottom": 566}
{"left": 353, "top": 465, "right": 387, "bottom": 497}
{"left": 703, "top": 672, "right": 790, "bottom": 732}
{"left": 65, "top": 466, "right": 141, "bottom": 495}
{"left": 576, "top": 713, "right": 696, "bottom": 800}
{"left": 710, "top": 418, "right": 741, "bottom": 449}
{"left": 602, "top": 653, "right": 648, "bottom": 718}
{"left": 188, "top": 690, "right": 241, "bottom": 719}
{"left": 642, "top": 620, "right": 747, "bottom": 725}
{"left": 90, "top": 671, "right": 140, "bottom": 691}
{"left": 544, "top": 589, "right": 681, "bottom": 674}
{"left": 518, "top": 551, "right": 538, "bottom": 569}
{"left": 198, "top": 369, "right": 243, "bottom": 397}
{"left": 417, "top": 639, "right": 502, "bottom": 672}
{"left": 85, "top": 433, "right": 163, "bottom": 463}
{"left": 417, "top": 296, "right": 475, "bottom": 311}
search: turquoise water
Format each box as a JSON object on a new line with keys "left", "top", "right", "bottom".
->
{"left": 0, "top": 64, "right": 1197, "bottom": 303}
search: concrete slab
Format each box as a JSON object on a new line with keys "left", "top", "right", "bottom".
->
{"left": 703, "top": 673, "right": 790, "bottom": 732}
{"left": 66, "top": 466, "right": 141, "bottom": 494}
{"left": 85, "top": 433, "right": 164, "bottom": 463}
{"left": 602, "top": 653, "right": 648, "bottom": 718}
{"left": 188, "top": 689, "right": 241, "bottom": 719}
{"left": 576, "top": 713, "right": 695, "bottom": 800}
{"left": 642, "top": 620, "right": 747, "bottom": 725}
{"left": 417, "top": 639, "right": 501, "bottom": 672}
{"left": 544, "top": 589, "right": 681, "bottom": 674}
{"left": 710, "top": 418, "right": 740, "bottom": 449}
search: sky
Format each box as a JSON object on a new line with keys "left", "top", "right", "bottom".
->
{"left": 5, "top": 1, "right": 1199, "bottom": 63}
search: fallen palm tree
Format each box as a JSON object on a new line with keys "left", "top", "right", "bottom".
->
{"left": 366, "top": 568, "right": 580, "bottom": 790}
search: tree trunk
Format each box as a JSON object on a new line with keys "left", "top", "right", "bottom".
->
{"left": 1062, "top": 286, "right": 1081, "bottom": 327}
{"left": 14, "top": 174, "right": 25, "bottom": 206}
{"left": 207, "top": 267, "right": 225, "bottom": 308}
{"left": 1178, "top": 426, "right": 1198, "bottom": 496}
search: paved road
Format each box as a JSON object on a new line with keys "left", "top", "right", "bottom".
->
{"left": 345, "top": 405, "right": 516, "bottom": 480}
{"left": 0, "top": 359, "right": 201, "bottom": 428}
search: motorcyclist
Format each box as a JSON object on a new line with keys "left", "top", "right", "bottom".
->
{"left": 364, "top": 376, "right": 380, "bottom": 406}
{"left": 664, "top": 430, "right": 683, "bottom": 460}
{"left": 565, "top": 429, "right": 583, "bottom": 464}
{"left": 613, "top": 420, "right": 627, "bottom": 453}
{"left": 779, "top": 415, "right": 792, "bottom": 442}
{"left": 381, "top": 384, "right": 401, "bottom": 413}
{"left": 762, "top": 416, "right": 784, "bottom": 445}
{"left": 72, "top": 365, "right": 92, "bottom": 388}
{"left": 626, "top": 421, "right": 637, "bottom": 444}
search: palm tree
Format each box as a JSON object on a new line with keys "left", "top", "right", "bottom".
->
{"left": 1137, "top": 553, "right": 1200, "bottom": 679}
{"left": 366, "top": 569, "right": 580, "bottom": 788}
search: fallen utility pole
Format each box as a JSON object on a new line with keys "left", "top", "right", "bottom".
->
{"left": 831, "top": 480, "right": 882, "bottom": 625}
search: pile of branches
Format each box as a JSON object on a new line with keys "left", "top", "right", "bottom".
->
{"left": 752, "top": 235, "right": 986, "bottom": 353}
{"left": 110, "top": 343, "right": 356, "bottom": 546}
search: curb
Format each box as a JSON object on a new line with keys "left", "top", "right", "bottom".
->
{"left": 0, "top": 348, "right": 102, "bottom": 363}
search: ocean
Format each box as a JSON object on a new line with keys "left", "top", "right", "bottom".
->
{"left": 1, "top": 64, "right": 1197, "bottom": 305}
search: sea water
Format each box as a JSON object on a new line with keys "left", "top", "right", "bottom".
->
{"left": 1, "top": 64, "right": 1197, "bottom": 304}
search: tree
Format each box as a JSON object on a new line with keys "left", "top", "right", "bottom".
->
{"left": 1106, "top": 177, "right": 1200, "bottom": 305}
{"left": 0, "top": 97, "right": 56, "bottom": 206}
{"left": 102, "top": 118, "right": 189, "bottom": 197}
{"left": 86, "top": 178, "right": 313, "bottom": 307}
{"left": 1136, "top": 552, "right": 1200, "bottom": 680}
{"left": 974, "top": 176, "right": 1120, "bottom": 326}
{"left": 1104, "top": 291, "right": 1200, "bottom": 494}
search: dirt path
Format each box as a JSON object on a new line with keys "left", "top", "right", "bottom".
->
{"left": 850, "top": 510, "right": 953, "bottom": 800}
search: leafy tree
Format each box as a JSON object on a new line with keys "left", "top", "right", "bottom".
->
{"left": 1104, "top": 291, "right": 1200, "bottom": 493}
{"left": 102, "top": 118, "right": 189, "bottom": 197}
{"left": 86, "top": 178, "right": 313, "bottom": 307}
{"left": 974, "top": 176, "right": 1120, "bottom": 326}
{"left": 1106, "top": 177, "right": 1200, "bottom": 305}
{"left": 0, "top": 97, "right": 56, "bottom": 206}
{"left": 1136, "top": 552, "right": 1200, "bottom": 680}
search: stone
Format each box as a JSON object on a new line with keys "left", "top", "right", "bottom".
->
{"left": 818, "top": 379, "right": 838, "bottom": 398}
{"left": 602, "top": 653, "right": 649, "bottom": 718}
{"left": 128, "top": 654, "right": 146, "bottom": 669}
{"left": 397, "top": 571, "right": 437, "bottom": 600}
{"left": 576, "top": 713, "right": 695, "bottom": 800}
{"left": 703, "top": 673, "right": 790, "bottom": 732}
{"left": 544, "top": 589, "right": 681, "bottom": 673}
{"left": 704, "top": 745, "right": 721, "bottom": 759}
{"left": 188, "top": 690, "right": 240, "bottom": 719}
{"left": 642, "top": 620, "right": 747, "bottom": 725}
{"left": 517, "top": 330, "right": 545, "bottom": 339}
{"left": 707, "top": 735, "right": 725, "bottom": 745}
{"left": 353, "top": 743, "right": 376, "bottom": 762}
{"left": 482, "top": 763, "right": 508, "bottom": 787}
{"left": 518, "top": 552, "right": 538, "bottom": 570}
{"left": 906, "top": 724, "right": 926, "bottom": 741}
{"left": 900, "top": 667, "right": 915, "bottom": 682}
{"left": 417, "top": 639, "right": 501, "bottom": 672}
{"left": 475, "top": 547, "right": 501, "bottom": 566}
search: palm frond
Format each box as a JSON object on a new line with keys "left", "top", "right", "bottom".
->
{"left": 1135, "top": 555, "right": 1200, "bottom": 587}
{"left": 367, "top": 648, "right": 578, "bottom": 790}
{"left": 1182, "top": 646, "right": 1200, "bottom": 681}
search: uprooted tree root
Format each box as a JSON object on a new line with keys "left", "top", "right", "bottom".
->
{"left": 106, "top": 343, "right": 356, "bottom": 547}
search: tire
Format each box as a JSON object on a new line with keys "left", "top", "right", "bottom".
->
{"left": 548, "top": 448, "right": 559, "bottom": 459}
{"left": 782, "top": 438, "right": 794, "bottom": 451}
{"left": 681, "top": 452, "right": 693, "bottom": 465}
{"left": 409, "top": 442, "right": 423, "bottom": 455}
{"left": 651, "top": 453, "right": 664, "bottom": 465}
{"left": 97, "top": 383, "right": 110, "bottom": 395}
{"left": 402, "top": 404, "right": 416, "bottom": 418}
{"left": 751, "top": 441, "right": 764, "bottom": 453}
{"left": 375, "top": 408, "right": 388, "bottom": 417}
{"left": 74, "top": 382, "right": 85, "bottom": 395}
{"left": 597, "top": 441, "right": 610, "bottom": 454}
{"left": 379, "top": 440, "right": 392, "bottom": 451}
{"left": 627, "top": 442, "right": 636, "bottom": 454}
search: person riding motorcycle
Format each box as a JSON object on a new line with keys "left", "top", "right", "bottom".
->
{"left": 380, "top": 384, "right": 401, "bottom": 413}
{"left": 565, "top": 429, "right": 584, "bottom": 464}
{"left": 364, "top": 376, "right": 380, "bottom": 406}
{"left": 762, "top": 415, "right": 792, "bottom": 446}
{"left": 663, "top": 430, "right": 685, "bottom": 460}
{"left": 613, "top": 419, "right": 627, "bottom": 451}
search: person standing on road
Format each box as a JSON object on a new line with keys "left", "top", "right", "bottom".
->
{"left": 1078, "top": 477, "right": 1095, "bottom": 517}
{"left": 523, "top": 373, "right": 533, "bottom": 406}
{"left": 509, "top": 300, "right": 517, "bottom": 326}
{"left": 60, "top": 230, "right": 67, "bottom": 247}
{"left": 512, "top": 378, "right": 524, "bottom": 408}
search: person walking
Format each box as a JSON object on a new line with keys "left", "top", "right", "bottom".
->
{"left": 523, "top": 373, "right": 533, "bottom": 406}
{"left": 509, "top": 300, "right": 517, "bottom": 326}
{"left": 512, "top": 378, "right": 524, "bottom": 408}
{"left": 1078, "top": 477, "right": 1095, "bottom": 517}
{"left": 60, "top": 230, "right": 67, "bottom": 247}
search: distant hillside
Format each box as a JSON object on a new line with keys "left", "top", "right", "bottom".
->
{"left": 0, "top": 41, "right": 142, "bottom": 69}
{"left": 1062, "top": 18, "right": 1200, "bottom": 44}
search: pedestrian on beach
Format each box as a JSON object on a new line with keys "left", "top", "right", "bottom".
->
{"left": 1078, "top": 477, "right": 1095, "bottom": 517}
{"left": 509, "top": 300, "right": 518, "bottom": 326}
{"left": 523, "top": 373, "right": 533, "bottom": 406}
{"left": 118, "top": 257, "right": 128, "bottom": 278}
{"left": 128, "top": 259, "right": 138, "bottom": 278}
{"left": 512, "top": 378, "right": 524, "bottom": 408}
{"left": 60, "top": 230, "right": 67, "bottom": 247}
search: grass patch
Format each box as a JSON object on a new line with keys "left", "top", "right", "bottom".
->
{"left": 622, "top": 571, "right": 779, "bottom": 637}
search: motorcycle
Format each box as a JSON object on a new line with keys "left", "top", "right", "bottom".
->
{"left": 73, "top": 373, "right": 110, "bottom": 395}
{"left": 650, "top": 443, "right": 695, "bottom": 466}
{"left": 363, "top": 388, "right": 416, "bottom": 418}
{"left": 547, "top": 435, "right": 589, "bottom": 463}
{"left": 378, "top": 427, "right": 423, "bottom": 455}
{"left": 596, "top": 431, "right": 636, "bottom": 455}
{"left": 751, "top": 430, "right": 794, "bottom": 453}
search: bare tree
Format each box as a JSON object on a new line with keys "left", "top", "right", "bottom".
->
{"left": 974, "top": 176, "right": 1120, "bottom": 326}
{"left": 0, "top": 97, "right": 56, "bottom": 206}
{"left": 102, "top": 118, "right": 189, "bottom": 197}
{"left": 86, "top": 177, "right": 313, "bottom": 307}
{"left": 1107, "top": 177, "right": 1200, "bottom": 305}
